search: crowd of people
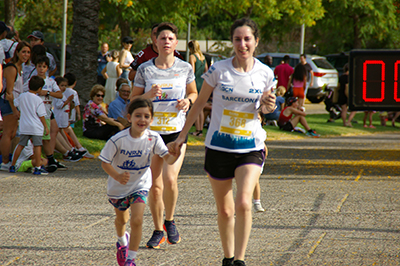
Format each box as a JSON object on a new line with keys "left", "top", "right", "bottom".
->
{"left": 1, "top": 18, "right": 399, "bottom": 266}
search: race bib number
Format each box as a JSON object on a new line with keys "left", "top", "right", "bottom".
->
{"left": 219, "top": 109, "right": 255, "bottom": 137}
{"left": 150, "top": 101, "right": 179, "bottom": 132}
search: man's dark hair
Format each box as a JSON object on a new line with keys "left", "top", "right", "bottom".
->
{"left": 64, "top": 72, "right": 77, "bottom": 86}
{"left": 300, "top": 54, "right": 307, "bottom": 58}
{"left": 156, "top": 22, "right": 178, "bottom": 38}
{"left": 29, "top": 76, "right": 45, "bottom": 92}
{"left": 283, "top": 55, "right": 290, "bottom": 63}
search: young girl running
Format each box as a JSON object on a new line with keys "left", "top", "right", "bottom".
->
{"left": 99, "top": 98, "right": 180, "bottom": 266}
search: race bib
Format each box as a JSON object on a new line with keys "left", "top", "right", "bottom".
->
{"left": 150, "top": 101, "right": 179, "bottom": 132}
{"left": 219, "top": 109, "right": 255, "bottom": 137}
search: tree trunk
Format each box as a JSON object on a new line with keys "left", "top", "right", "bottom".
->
{"left": 4, "top": 0, "right": 17, "bottom": 26}
{"left": 70, "top": 0, "right": 101, "bottom": 104}
{"left": 352, "top": 15, "right": 362, "bottom": 49}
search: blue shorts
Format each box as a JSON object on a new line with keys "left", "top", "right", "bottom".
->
{"left": 108, "top": 190, "right": 148, "bottom": 211}
{"left": 0, "top": 97, "right": 13, "bottom": 116}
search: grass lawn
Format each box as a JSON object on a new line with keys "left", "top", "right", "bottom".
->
{"left": 73, "top": 112, "right": 399, "bottom": 155}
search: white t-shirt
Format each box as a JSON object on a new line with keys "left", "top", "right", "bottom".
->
{"left": 35, "top": 77, "right": 60, "bottom": 119}
{"left": 0, "top": 42, "right": 5, "bottom": 65}
{"left": 0, "top": 39, "right": 18, "bottom": 62}
{"left": 99, "top": 129, "right": 169, "bottom": 199}
{"left": 202, "top": 57, "right": 275, "bottom": 153}
{"left": 53, "top": 94, "right": 69, "bottom": 128}
{"left": 134, "top": 57, "right": 195, "bottom": 134}
{"left": 13, "top": 91, "right": 46, "bottom": 136}
{"left": 14, "top": 141, "right": 34, "bottom": 171}
{"left": 64, "top": 87, "right": 79, "bottom": 122}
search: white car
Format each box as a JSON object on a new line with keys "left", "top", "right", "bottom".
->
{"left": 257, "top": 52, "right": 338, "bottom": 103}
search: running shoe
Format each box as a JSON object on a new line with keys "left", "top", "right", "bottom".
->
{"left": 306, "top": 130, "right": 320, "bottom": 138}
{"left": 0, "top": 161, "right": 11, "bottom": 171}
{"left": 124, "top": 259, "right": 136, "bottom": 266}
{"left": 116, "top": 232, "right": 130, "bottom": 266}
{"left": 55, "top": 160, "right": 68, "bottom": 170}
{"left": 146, "top": 230, "right": 165, "bottom": 249}
{"left": 74, "top": 149, "right": 87, "bottom": 158}
{"left": 222, "top": 257, "right": 234, "bottom": 266}
{"left": 234, "top": 260, "right": 246, "bottom": 266}
{"left": 83, "top": 151, "right": 95, "bottom": 159}
{"left": 32, "top": 166, "right": 48, "bottom": 175}
{"left": 64, "top": 151, "right": 82, "bottom": 162}
{"left": 45, "top": 164, "right": 58, "bottom": 173}
{"left": 253, "top": 202, "right": 265, "bottom": 213}
{"left": 9, "top": 165, "right": 16, "bottom": 173}
{"left": 163, "top": 220, "right": 181, "bottom": 244}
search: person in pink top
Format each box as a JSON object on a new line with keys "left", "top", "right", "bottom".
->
{"left": 288, "top": 63, "right": 307, "bottom": 108}
{"left": 274, "top": 55, "right": 293, "bottom": 90}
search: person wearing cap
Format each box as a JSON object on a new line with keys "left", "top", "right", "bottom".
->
{"left": 278, "top": 97, "right": 320, "bottom": 137}
{"left": 27, "top": 30, "right": 57, "bottom": 77}
{"left": 107, "top": 78, "right": 130, "bottom": 120}
{"left": 119, "top": 36, "right": 134, "bottom": 81}
{"left": 0, "top": 21, "right": 10, "bottom": 64}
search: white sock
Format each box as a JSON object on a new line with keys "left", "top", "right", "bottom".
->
{"left": 118, "top": 234, "right": 128, "bottom": 246}
{"left": 253, "top": 199, "right": 261, "bottom": 204}
{"left": 127, "top": 250, "right": 137, "bottom": 260}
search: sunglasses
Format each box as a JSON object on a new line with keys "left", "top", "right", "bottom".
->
{"left": 96, "top": 94, "right": 104, "bottom": 98}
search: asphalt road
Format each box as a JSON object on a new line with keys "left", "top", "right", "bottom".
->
{"left": 1, "top": 132, "right": 399, "bottom": 266}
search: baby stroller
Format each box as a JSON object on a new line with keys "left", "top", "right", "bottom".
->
{"left": 323, "top": 84, "right": 341, "bottom": 122}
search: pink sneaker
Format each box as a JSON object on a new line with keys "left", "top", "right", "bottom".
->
{"left": 116, "top": 232, "right": 130, "bottom": 266}
{"left": 369, "top": 125, "right": 376, "bottom": 128}
{"left": 124, "top": 259, "right": 136, "bottom": 266}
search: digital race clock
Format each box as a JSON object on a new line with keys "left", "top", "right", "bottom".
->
{"left": 349, "top": 50, "right": 400, "bottom": 111}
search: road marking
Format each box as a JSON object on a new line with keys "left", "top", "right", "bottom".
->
{"left": 335, "top": 194, "right": 349, "bottom": 213}
{"left": 354, "top": 169, "right": 363, "bottom": 182}
{"left": 83, "top": 216, "right": 113, "bottom": 229}
{"left": 307, "top": 232, "right": 326, "bottom": 257}
{"left": 0, "top": 175, "right": 18, "bottom": 180}
{"left": 267, "top": 159, "right": 400, "bottom": 167}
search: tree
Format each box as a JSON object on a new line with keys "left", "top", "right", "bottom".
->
{"left": 70, "top": 0, "right": 101, "bottom": 102}
{"left": 4, "top": 0, "right": 17, "bottom": 26}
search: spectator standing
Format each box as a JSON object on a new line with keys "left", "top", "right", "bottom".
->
{"left": 119, "top": 36, "right": 134, "bottom": 81}
{"left": 100, "top": 98, "right": 180, "bottom": 266}
{"left": 274, "top": 55, "right": 293, "bottom": 90}
{"left": 188, "top": 40, "right": 208, "bottom": 136}
{"left": 264, "top": 55, "right": 273, "bottom": 68}
{"left": 9, "top": 76, "right": 49, "bottom": 175}
{"left": 128, "top": 23, "right": 183, "bottom": 81}
{"left": 0, "top": 21, "right": 9, "bottom": 64}
{"left": 97, "top": 42, "right": 110, "bottom": 86}
{"left": 102, "top": 50, "right": 122, "bottom": 105}
{"left": 300, "top": 54, "right": 314, "bottom": 97}
{"left": 338, "top": 63, "right": 356, "bottom": 127}
{"left": 108, "top": 78, "right": 131, "bottom": 120}
{"left": 288, "top": 63, "right": 307, "bottom": 108}
{"left": 0, "top": 23, "right": 20, "bottom": 64}
{"left": 27, "top": 31, "right": 57, "bottom": 77}
{"left": 0, "top": 41, "right": 31, "bottom": 171}
{"left": 130, "top": 22, "right": 197, "bottom": 250}
{"left": 169, "top": 18, "right": 276, "bottom": 266}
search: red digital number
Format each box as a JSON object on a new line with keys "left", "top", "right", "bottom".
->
{"left": 363, "top": 60, "right": 385, "bottom": 102}
{"left": 395, "top": 60, "right": 400, "bottom": 102}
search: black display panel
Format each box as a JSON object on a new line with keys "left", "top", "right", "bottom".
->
{"left": 349, "top": 50, "right": 400, "bottom": 111}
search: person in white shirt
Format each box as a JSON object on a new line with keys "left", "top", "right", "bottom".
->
{"left": 130, "top": 22, "right": 197, "bottom": 249}
{"left": 169, "top": 18, "right": 276, "bottom": 266}
{"left": 10, "top": 76, "right": 49, "bottom": 175}
{"left": 100, "top": 98, "right": 180, "bottom": 266}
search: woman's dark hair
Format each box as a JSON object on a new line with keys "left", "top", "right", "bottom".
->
{"left": 30, "top": 45, "right": 46, "bottom": 65}
{"left": 127, "top": 97, "right": 154, "bottom": 117}
{"left": 11, "top": 41, "right": 31, "bottom": 64}
{"left": 292, "top": 63, "right": 307, "bottom": 82}
{"left": 230, "top": 18, "right": 259, "bottom": 41}
{"left": 343, "top": 63, "right": 349, "bottom": 73}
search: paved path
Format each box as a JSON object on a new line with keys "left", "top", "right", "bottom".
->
{"left": 1, "top": 133, "right": 399, "bottom": 265}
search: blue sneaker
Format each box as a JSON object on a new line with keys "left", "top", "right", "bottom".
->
{"left": 163, "top": 220, "right": 181, "bottom": 244}
{"left": 116, "top": 232, "right": 130, "bottom": 266}
{"left": 9, "top": 165, "right": 16, "bottom": 173}
{"left": 124, "top": 259, "right": 136, "bottom": 266}
{"left": 32, "top": 166, "right": 49, "bottom": 175}
{"left": 306, "top": 130, "right": 320, "bottom": 138}
{"left": 146, "top": 230, "right": 165, "bottom": 249}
